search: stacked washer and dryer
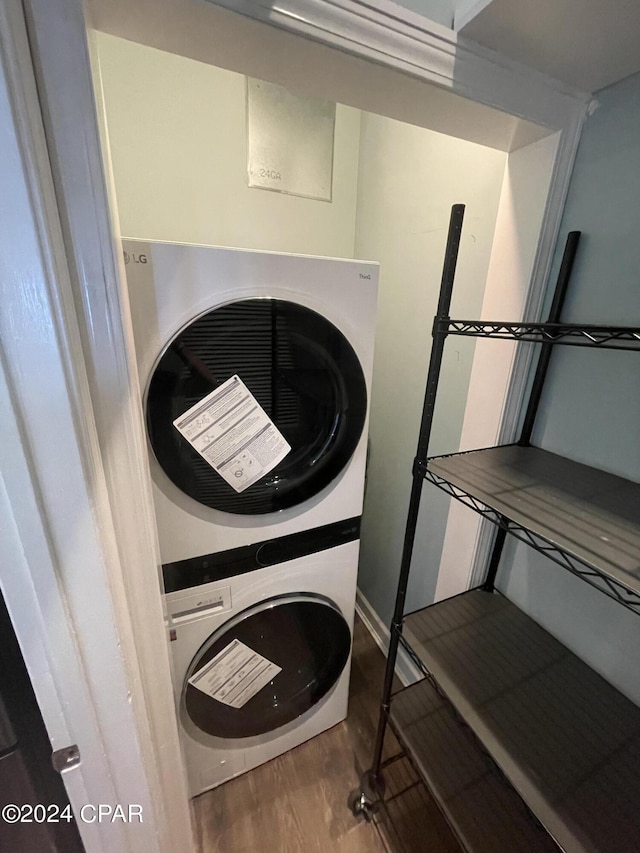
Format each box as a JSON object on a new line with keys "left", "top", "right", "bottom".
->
{"left": 124, "top": 239, "right": 378, "bottom": 797}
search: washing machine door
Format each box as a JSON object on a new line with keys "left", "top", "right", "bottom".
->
{"left": 147, "top": 298, "right": 368, "bottom": 514}
{"left": 182, "top": 595, "right": 351, "bottom": 740}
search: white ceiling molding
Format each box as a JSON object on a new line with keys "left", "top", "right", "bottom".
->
{"left": 87, "top": 0, "right": 591, "bottom": 151}
{"left": 200, "top": 0, "right": 590, "bottom": 124}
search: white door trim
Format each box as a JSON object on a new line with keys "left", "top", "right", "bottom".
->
{"left": 0, "top": 2, "right": 194, "bottom": 851}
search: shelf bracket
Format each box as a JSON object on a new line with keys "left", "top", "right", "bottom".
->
{"left": 432, "top": 316, "right": 449, "bottom": 338}
{"left": 412, "top": 457, "right": 428, "bottom": 478}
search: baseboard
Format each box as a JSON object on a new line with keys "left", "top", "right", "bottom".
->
{"left": 355, "top": 589, "right": 422, "bottom": 687}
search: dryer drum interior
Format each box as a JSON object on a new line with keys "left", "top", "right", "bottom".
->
{"left": 183, "top": 596, "right": 351, "bottom": 739}
{"left": 146, "top": 298, "right": 368, "bottom": 514}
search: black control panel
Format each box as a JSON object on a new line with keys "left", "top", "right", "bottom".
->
{"left": 162, "top": 516, "right": 361, "bottom": 593}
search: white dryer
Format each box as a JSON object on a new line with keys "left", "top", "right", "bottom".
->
{"left": 166, "top": 540, "right": 358, "bottom": 796}
{"left": 123, "top": 239, "right": 379, "bottom": 565}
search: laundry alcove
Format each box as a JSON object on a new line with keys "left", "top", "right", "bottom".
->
{"left": 92, "top": 26, "right": 557, "bottom": 639}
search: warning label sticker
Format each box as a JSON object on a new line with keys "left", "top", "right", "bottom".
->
{"left": 188, "top": 639, "right": 282, "bottom": 708}
{"left": 173, "top": 375, "right": 291, "bottom": 493}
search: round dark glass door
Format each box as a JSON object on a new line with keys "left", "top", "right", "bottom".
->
{"left": 147, "top": 299, "right": 367, "bottom": 514}
{"left": 183, "top": 596, "right": 351, "bottom": 739}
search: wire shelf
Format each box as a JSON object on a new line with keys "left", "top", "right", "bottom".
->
{"left": 440, "top": 320, "right": 640, "bottom": 350}
{"left": 401, "top": 590, "right": 640, "bottom": 853}
{"left": 425, "top": 445, "right": 640, "bottom": 614}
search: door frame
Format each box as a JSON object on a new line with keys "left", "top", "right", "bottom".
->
{"left": 0, "top": 2, "right": 194, "bottom": 851}
{"left": 3, "top": 0, "right": 589, "bottom": 849}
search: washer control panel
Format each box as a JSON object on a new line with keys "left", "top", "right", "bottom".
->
{"left": 169, "top": 585, "right": 232, "bottom": 625}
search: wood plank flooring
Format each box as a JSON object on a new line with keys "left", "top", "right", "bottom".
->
{"left": 193, "top": 616, "right": 461, "bottom": 853}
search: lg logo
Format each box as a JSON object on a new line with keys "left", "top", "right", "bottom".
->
{"left": 123, "top": 251, "right": 148, "bottom": 265}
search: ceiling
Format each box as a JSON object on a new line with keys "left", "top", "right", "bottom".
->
{"left": 456, "top": 0, "right": 640, "bottom": 93}
{"left": 86, "top": 0, "right": 550, "bottom": 152}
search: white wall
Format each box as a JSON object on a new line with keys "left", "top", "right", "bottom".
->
{"left": 95, "top": 33, "right": 362, "bottom": 257}
{"left": 354, "top": 112, "right": 507, "bottom": 624}
{"left": 435, "top": 131, "right": 560, "bottom": 601}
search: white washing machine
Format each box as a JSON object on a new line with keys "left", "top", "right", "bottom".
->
{"left": 123, "top": 239, "right": 378, "bottom": 794}
{"left": 123, "top": 239, "right": 379, "bottom": 565}
{"left": 166, "top": 540, "right": 358, "bottom": 796}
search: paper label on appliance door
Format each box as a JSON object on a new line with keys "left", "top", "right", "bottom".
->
{"left": 188, "top": 639, "right": 282, "bottom": 708}
{"left": 173, "top": 375, "right": 291, "bottom": 493}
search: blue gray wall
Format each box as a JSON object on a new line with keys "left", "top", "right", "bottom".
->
{"left": 498, "top": 71, "right": 640, "bottom": 704}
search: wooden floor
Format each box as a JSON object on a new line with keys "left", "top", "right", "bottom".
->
{"left": 193, "top": 617, "right": 461, "bottom": 853}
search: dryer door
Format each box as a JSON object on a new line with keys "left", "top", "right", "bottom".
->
{"left": 182, "top": 595, "right": 351, "bottom": 740}
{"left": 147, "top": 298, "right": 367, "bottom": 514}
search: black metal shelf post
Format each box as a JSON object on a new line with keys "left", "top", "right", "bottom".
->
{"left": 348, "top": 203, "right": 465, "bottom": 820}
{"left": 518, "top": 230, "right": 581, "bottom": 447}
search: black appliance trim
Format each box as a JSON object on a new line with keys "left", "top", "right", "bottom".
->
{"left": 162, "top": 515, "right": 361, "bottom": 593}
{"left": 182, "top": 594, "right": 351, "bottom": 740}
{"left": 146, "top": 298, "right": 368, "bottom": 515}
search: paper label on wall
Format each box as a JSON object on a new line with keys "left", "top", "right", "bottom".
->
{"left": 173, "top": 375, "right": 291, "bottom": 493}
{"left": 188, "top": 639, "right": 282, "bottom": 709}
